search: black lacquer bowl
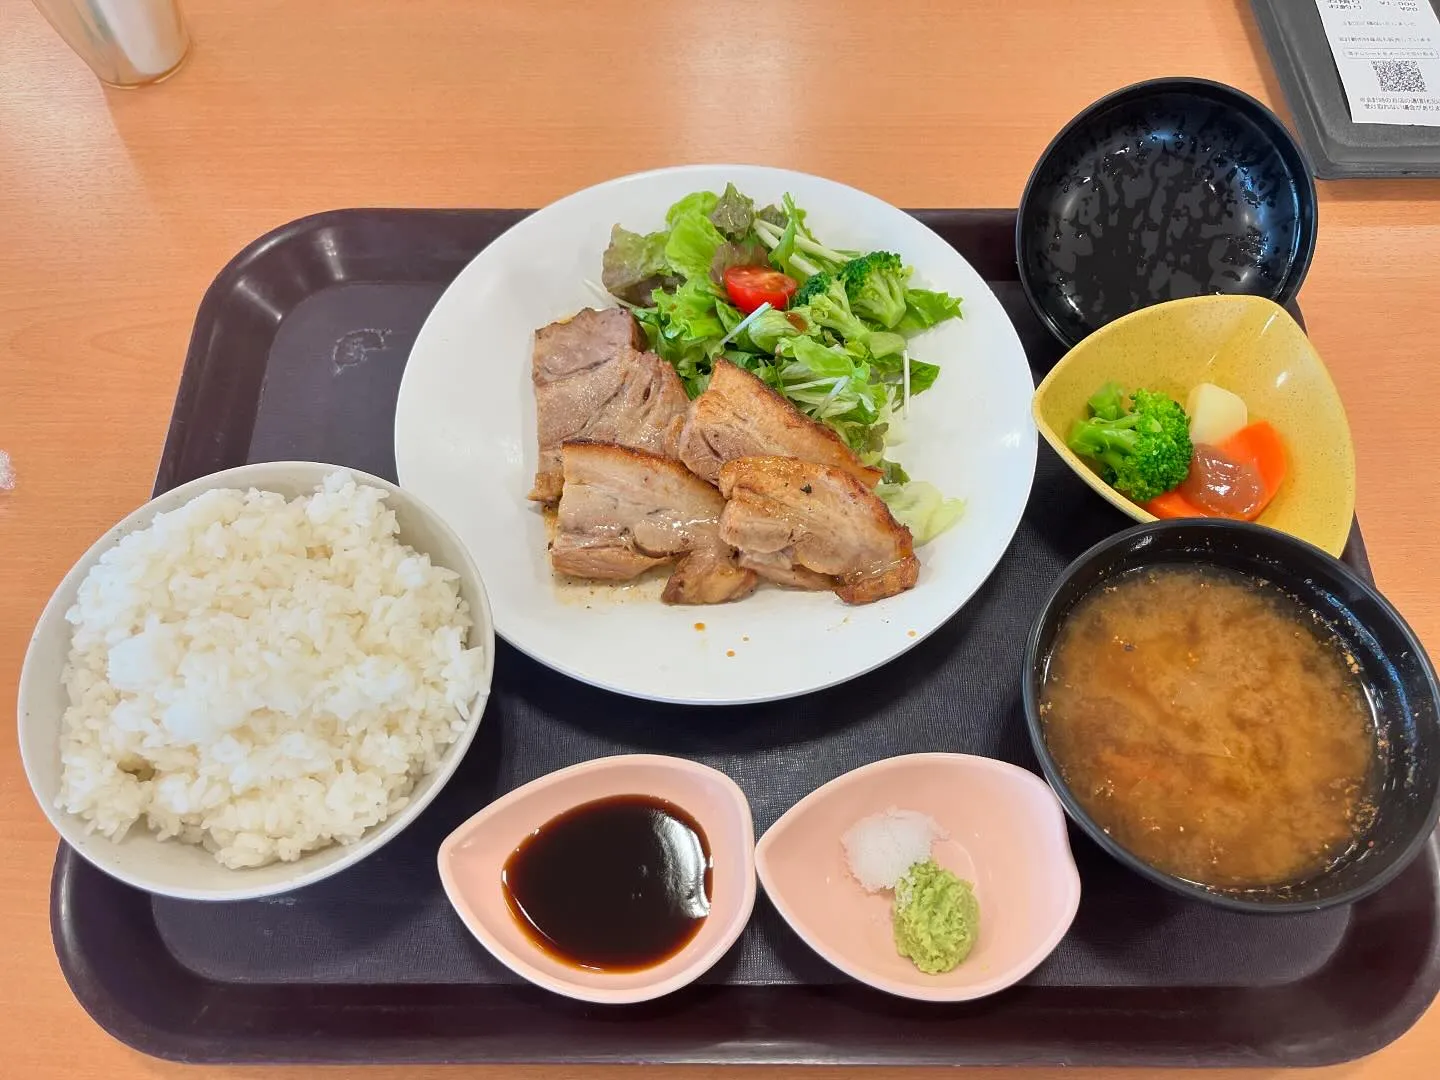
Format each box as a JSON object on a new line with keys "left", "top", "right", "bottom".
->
{"left": 1018, "top": 77, "right": 1317, "bottom": 350}
{"left": 1023, "top": 520, "right": 1440, "bottom": 913}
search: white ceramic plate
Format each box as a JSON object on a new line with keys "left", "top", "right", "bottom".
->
{"left": 394, "top": 165, "right": 1035, "bottom": 704}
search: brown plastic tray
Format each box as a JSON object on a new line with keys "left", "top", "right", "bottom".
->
{"left": 51, "top": 208, "right": 1440, "bottom": 1066}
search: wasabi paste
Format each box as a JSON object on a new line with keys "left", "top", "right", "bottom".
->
{"left": 892, "top": 859, "right": 979, "bottom": 974}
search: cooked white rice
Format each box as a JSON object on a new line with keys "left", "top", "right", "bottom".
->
{"left": 56, "top": 471, "right": 488, "bottom": 869}
{"left": 842, "top": 807, "right": 946, "bottom": 892}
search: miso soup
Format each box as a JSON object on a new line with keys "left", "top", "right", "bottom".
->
{"left": 1040, "top": 564, "right": 1378, "bottom": 890}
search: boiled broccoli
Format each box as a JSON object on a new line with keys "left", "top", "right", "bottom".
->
{"left": 840, "top": 251, "right": 911, "bottom": 329}
{"left": 1086, "top": 380, "right": 1126, "bottom": 422}
{"left": 791, "top": 273, "right": 904, "bottom": 357}
{"left": 1067, "top": 384, "right": 1192, "bottom": 503}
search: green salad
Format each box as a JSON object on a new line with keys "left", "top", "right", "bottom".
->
{"left": 597, "top": 183, "right": 965, "bottom": 544}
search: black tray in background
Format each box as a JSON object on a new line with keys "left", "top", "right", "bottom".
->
{"left": 51, "top": 209, "right": 1440, "bottom": 1066}
{"left": 1250, "top": 0, "right": 1440, "bottom": 178}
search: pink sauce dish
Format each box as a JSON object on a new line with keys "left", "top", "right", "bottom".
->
{"left": 436, "top": 754, "right": 756, "bottom": 1005}
{"left": 755, "top": 753, "right": 1081, "bottom": 1003}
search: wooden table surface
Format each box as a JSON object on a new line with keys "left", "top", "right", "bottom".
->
{"left": 2, "top": 0, "right": 1438, "bottom": 1076}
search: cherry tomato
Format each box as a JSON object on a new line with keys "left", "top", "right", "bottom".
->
{"left": 723, "top": 265, "right": 797, "bottom": 314}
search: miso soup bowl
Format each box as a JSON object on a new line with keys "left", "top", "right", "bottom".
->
{"left": 1023, "top": 520, "right": 1440, "bottom": 913}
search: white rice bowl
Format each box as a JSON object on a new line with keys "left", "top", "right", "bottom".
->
{"left": 19, "top": 462, "right": 495, "bottom": 901}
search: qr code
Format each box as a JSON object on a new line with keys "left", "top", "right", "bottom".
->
{"left": 1373, "top": 59, "right": 1427, "bottom": 94}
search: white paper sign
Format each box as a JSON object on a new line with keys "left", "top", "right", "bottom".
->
{"left": 1315, "top": 0, "right": 1440, "bottom": 125}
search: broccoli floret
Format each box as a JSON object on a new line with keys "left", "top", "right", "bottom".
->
{"left": 792, "top": 273, "right": 906, "bottom": 357}
{"left": 797, "top": 273, "right": 873, "bottom": 344}
{"left": 792, "top": 270, "right": 835, "bottom": 307}
{"left": 1086, "top": 380, "right": 1126, "bottom": 422}
{"left": 840, "top": 252, "right": 911, "bottom": 328}
{"left": 1067, "top": 386, "right": 1192, "bottom": 503}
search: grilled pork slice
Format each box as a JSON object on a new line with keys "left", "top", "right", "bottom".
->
{"left": 735, "top": 549, "right": 835, "bottom": 592}
{"left": 551, "top": 442, "right": 757, "bottom": 605}
{"left": 717, "top": 456, "right": 919, "bottom": 605}
{"left": 677, "top": 360, "right": 882, "bottom": 488}
{"left": 529, "top": 308, "right": 689, "bottom": 503}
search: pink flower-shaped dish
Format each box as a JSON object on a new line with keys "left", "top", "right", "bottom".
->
{"left": 437, "top": 754, "right": 755, "bottom": 1004}
{"left": 756, "top": 753, "right": 1080, "bottom": 1002}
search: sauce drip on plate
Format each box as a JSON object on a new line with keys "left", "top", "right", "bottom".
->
{"left": 502, "top": 794, "right": 712, "bottom": 971}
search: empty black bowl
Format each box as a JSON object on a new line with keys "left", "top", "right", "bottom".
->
{"left": 1017, "top": 77, "right": 1318, "bottom": 350}
{"left": 1023, "top": 520, "right": 1440, "bottom": 913}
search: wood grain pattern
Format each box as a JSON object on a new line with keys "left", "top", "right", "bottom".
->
{"left": 1, "top": 0, "right": 1436, "bottom": 1076}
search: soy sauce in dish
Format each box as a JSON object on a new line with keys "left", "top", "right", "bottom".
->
{"left": 501, "top": 794, "right": 712, "bottom": 971}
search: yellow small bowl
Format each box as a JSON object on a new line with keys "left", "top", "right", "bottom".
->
{"left": 1033, "top": 295, "right": 1356, "bottom": 556}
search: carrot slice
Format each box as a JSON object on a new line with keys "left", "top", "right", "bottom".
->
{"left": 1144, "top": 422, "right": 1287, "bottom": 521}
{"left": 1144, "top": 489, "right": 1208, "bottom": 519}
{"left": 1219, "top": 421, "right": 1287, "bottom": 500}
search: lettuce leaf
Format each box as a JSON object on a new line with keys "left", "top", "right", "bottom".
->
{"left": 601, "top": 225, "right": 677, "bottom": 305}
{"left": 778, "top": 335, "right": 860, "bottom": 379}
{"left": 632, "top": 305, "right": 662, "bottom": 347}
{"left": 761, "top": 192, "right": 836, "bottom": 281}
{"left": 649, "top": 279, "right": 727, "bottom": 395}
{"left": 746, "top": 307, "right": 810, "bottom": 353}
{"left": 768, "top": 210, "right": 804, "bottom": 280}
{"left": 708, "top": 182, "right": 754, "bottom": 240}
{"left": 876, "top": 481, "right": 965, "bottom": 546}
{"left": 880, "top": 459, "right": 910, "bottom": 485}
{"left": 782, "top": 192, "right": 817, "bottom": 243}
{"left": 896, "top": 288, "right": 963, "bottom": 333}
{"left": 653, "top": 279, "right": 725, "bottom": 350}
{"left": 710, "top": 238, "right": 771, "bottom": 287}
{"left": 664, "top": 211, "right": 727, "bottom": 290}
{"left": 867, "top": 330, "right": 907, "bottom": 359}
{"left": 712, "top": 298, "right": 744, "bottom": 335}
{"left": 756, "top": 203, "right": 787, "bottom": 228}
{"left": 871, "top": 351, "right": 941, "bottom": 397}
{"left": 666, "top": 190, "right": 719, "bottom": 226}
{"left": 772, "top": 336, "right": 886, "bottom": 422}
{"left": 906, "top": 358, "right": 941, "bottom": 395}
{"left": 721, "top": 348, "right": 765, "bottom": 371}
